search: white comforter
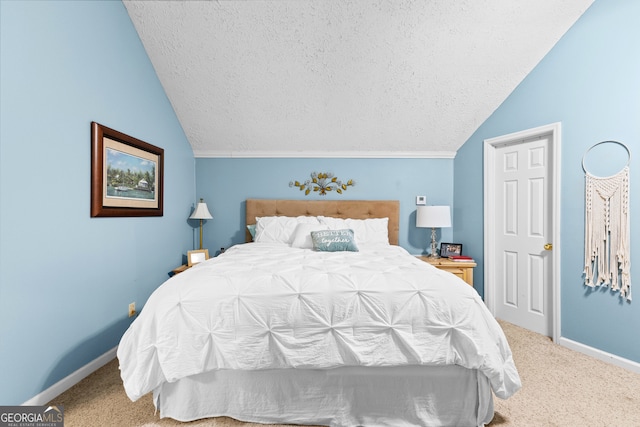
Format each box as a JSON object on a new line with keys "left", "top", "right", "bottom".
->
{"left": 118, "top": 243, "right": 521, "bottom": 402}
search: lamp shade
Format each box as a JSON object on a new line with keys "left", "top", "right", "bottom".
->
{"left": 189, "top": 199, "right": 213, "bottom": 220}
{"left": 416, "top": 206, "right": 451, "bottom": 228}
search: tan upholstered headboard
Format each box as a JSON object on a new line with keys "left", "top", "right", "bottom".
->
{"left": 245, "top": 199, "right": 400, "bottom": 245}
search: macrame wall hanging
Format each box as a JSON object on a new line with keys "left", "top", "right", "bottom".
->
{"left": 582, "top": 141, "right": 631, "bottom": 301}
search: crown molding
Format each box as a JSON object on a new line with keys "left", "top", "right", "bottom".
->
{"left": 193, "top": 150, "right": 457, "bottom": 159}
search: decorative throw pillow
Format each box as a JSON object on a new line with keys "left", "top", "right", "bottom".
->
{"left": 310, "top": 229, "right": 359, "bottom": 252}
{"left": 318, "top": 216, "right": 389, "bottom": 245}
{"left": 290, "top": 223, "right": 329, "bottom": 249}
{"left": 246, "top": 224, "right": 256, "bottom": 240}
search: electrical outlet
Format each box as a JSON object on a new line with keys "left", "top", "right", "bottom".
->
{"left": 128, "top": 302, "right": 136, "bottom": 318}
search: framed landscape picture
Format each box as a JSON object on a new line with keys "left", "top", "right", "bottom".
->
{"left": 91, "top": 122, "right": 164, "bottom": 217}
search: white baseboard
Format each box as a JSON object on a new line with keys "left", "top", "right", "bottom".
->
{"left": 22, "top": 346, "right": 118, "bottom": 406}
{"left": 559, "top": 337, "right": 640, "bottom": 374}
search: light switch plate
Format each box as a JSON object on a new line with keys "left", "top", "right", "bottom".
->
{"left": 416, "top": 196, "right": 426, "bottom": 205}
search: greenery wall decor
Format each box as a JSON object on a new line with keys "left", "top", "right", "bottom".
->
{"left": 289, "top": 172, "right": 355, "bottom": 196}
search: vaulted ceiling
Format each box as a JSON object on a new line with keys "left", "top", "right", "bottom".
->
{"left": 124, "top": 0, "right": 593, "bottom": 158}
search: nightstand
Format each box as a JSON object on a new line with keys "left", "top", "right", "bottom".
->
{"left": 171, "top": 248, "right": 213, "bottom": 277}
{"left": 170, "top": 264, "right": 190, "bottom": 276}
{"left": 417, "top": 256, "right": 477, "bottom": 286}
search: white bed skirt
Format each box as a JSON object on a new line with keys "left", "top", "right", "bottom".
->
{"left": 154, "top": 365, "right": 494, "bottom": 427}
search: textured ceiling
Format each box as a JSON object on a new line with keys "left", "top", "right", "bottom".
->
{"left": 123, "top": 0, "right": 593, "bottom": 158}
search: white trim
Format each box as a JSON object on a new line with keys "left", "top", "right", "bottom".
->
{"left": 193, "top": 150, "right": 457, "bottom": 159}
{"left": 22, "top": 346, "right": 118, "bottom": 406}
{"left": 558, "top": 337, "right": 640, "bottom": 374}
{"left": 483, "top": 122, "right": 562, "bottom": 343}
{"left": 552, "top": 124, "right": 562, "bottom": 343}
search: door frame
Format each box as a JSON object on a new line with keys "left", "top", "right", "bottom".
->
{"left": 483, "top": 122, "right": 561, "bottom": 343}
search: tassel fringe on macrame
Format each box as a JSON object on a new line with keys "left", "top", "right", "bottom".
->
{"left": 583, "top": 166, "right": 631, "bottom": 300}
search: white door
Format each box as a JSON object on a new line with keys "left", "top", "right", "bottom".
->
{"left": 484, "top": 123, "right": 560, "bottom": 339}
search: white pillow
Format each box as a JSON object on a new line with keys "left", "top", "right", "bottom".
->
{"left": 289, "top": 223, "right": 329, "bottom": 249}
{"left": 318, "top": 216, "right": 389, "bottom": 245}
{"left": 254, "top": 216, "right": 320, "bottom": 243}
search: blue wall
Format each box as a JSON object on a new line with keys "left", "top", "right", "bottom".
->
{"left": 195, "top": 158, "right": 454, "bottom": 255}
{"left": 0, "top": 1, "right": 195, "bottom": 404}
{"left": 454, "top": 0, "right": 639, "bottom": 363}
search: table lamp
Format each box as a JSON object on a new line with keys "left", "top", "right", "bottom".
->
{"left": 189, "top": 198, "right": 213, "bottom": 250}
{"left": 416, "top": 206, "right": 451, "bottom": 258}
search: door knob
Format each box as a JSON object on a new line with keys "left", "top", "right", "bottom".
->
{"left": 544, "top": 243, "right": 553, "bottom": 250}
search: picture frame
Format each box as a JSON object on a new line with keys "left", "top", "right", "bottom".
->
{"left": 187, "top": 249, "right": 209, "bottom": 266}
{"left": 91, "top": 122, "right": 164, "bottom": 217}
{"left": 440, "top": 242, "right": 463, "bottom": 257}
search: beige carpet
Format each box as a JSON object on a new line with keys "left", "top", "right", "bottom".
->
{"left": 50, "top": 321, "right": 640, "bottom": 426}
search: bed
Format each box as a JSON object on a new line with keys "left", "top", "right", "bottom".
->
{"left": 117, "top": 199, "right": 521, "bottom": 426}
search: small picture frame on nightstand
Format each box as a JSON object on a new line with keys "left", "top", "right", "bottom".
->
{"left": 440, "top": 243, "right": 462, "bottom": 257}
{"left": 187, "top": 249, "right": 209, "bottom": 266}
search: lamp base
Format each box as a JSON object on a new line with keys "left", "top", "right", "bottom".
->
{"left": 428, "top": 227, "right": 440, "bottom": 258}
